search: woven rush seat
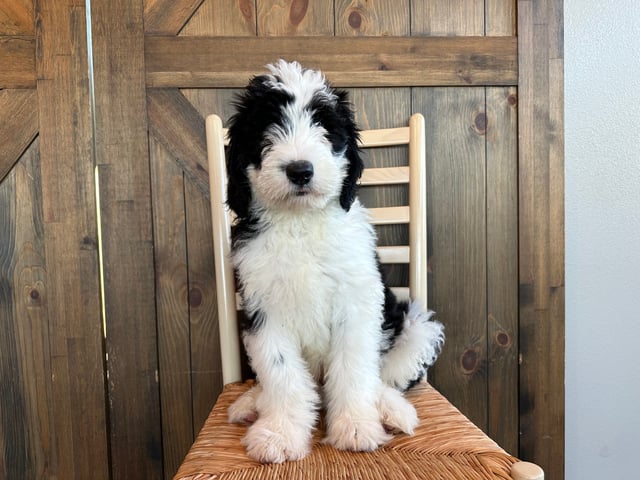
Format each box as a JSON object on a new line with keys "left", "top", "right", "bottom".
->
{"left": 174, "top": 381, "right": 517, "bottom": 480}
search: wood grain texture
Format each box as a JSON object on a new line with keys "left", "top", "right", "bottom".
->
{"left": 90, "top": 0, "right": 162, "bottom": 477}
{"left": 34, "top": 0, "right": 109, "bottom": 478}
{"left": 185, "top": 179, "right": 223, "bottom": 435}
{"left": 0, "top": 141, "right": 52, "bottom": 479}
{"left": 179, "top": 0, "right": 256, "bottom": 36}
{"left": 257, "top": 0, "right": 333, "bottom": 36}
{"left": 486, "top": 86, "right": 519, "bottom": 454}
{"left": 147, "top": 88, "right": 209, "bottom": 197}
{"left": 411, "top": 0, "right": 484, "bottom": 35}
{"left": 0, "top": 89, "right": 38, "bottom": 183}
{"left": 411, "top": 0, "right": 488, "bottom": 433}
{"left": 150, "top": 137, "right": 193, "bottom": 480}
{"left": 486, "top": 0, "right": 516, "bottom": 35}
{"left": 144, "top": 0, "right": 205, "bottom": 34}
{"left": 144, "top": 35, "right": 518, "bottom": 88}
{"left": 335, "top": 0, "right": 409, "bottom": 36}
{"left": 0, "top": 0, "right": 34, "bottom": 34}
{"left": 336, "top": 0, "right": 410, "bottom": 286}
{"left": 413, "top": 87, "right": 488, "bottom": 431}
{"left": 0, "top": 36, "right": 36, "bottom": 88}
{"left": 517, "top": 0, "right": 565, "bottom": 477}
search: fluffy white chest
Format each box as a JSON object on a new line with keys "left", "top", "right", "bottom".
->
{"left": 232, "top": 202, "right": 379, "bottom": 355}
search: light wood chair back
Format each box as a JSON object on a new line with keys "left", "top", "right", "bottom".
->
{"left": 206, "top": 113, "right": 428, "bottom": 386}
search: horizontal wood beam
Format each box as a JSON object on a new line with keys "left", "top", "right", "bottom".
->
{"left": 145, "top": 35, "right": 518, "bottom": 88}
{"left": 0, "top": 36, "right": 36, "bottom": 88}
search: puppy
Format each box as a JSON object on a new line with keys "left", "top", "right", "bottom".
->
{"left": 224, "top": 60, "right": 444, "bottom": 463}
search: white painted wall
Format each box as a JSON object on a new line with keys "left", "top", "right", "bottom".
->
{"left": 565, "top": 1, "right": 640, "bottom": 478}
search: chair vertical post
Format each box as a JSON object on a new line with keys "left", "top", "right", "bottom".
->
{"left": 408, "top": 113, "right": 428, "bottom": 307}
{"left": 206, "top": 114, "right": 242, "bottom": 385}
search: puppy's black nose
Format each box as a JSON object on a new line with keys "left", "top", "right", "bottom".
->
{"left": 286, "top": 160, "right": 314, "bottom": 186}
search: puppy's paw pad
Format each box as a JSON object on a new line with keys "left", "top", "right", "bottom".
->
{"left": 324, "top": 415, "right": 391, "bottom": 452}
{"left": 242, "top": 419, "right": 311, "bottom": 463}
{"left": 228, "top": 386, "right": 260, "bottom": 425}
{"left": 378, "top": 387, "right": 418, "bottom": 435}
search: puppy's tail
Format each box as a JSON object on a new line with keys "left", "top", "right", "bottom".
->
{"left": 380, "top": 292, "right": 444, "bottom": 391}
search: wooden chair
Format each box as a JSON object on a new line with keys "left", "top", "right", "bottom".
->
{"left": 173, "top": 114, "right": 544, "bottom": 480}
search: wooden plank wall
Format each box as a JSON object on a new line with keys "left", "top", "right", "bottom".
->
{"left": 0, "top": 0, "right": 564, "bottom": 479}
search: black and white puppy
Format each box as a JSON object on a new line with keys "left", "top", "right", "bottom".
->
{"left": 225, "top": 60, "right": 444, "bottom": 464}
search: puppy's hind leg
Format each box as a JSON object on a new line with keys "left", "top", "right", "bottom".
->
{"left": 228, "top": 383, "right": 262, "bottom": 425}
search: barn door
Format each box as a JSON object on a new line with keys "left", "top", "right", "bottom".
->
{"left": 0, "top": 1, "right": 563, "bottom": 479}
{"left": 0, "top": 1, "right": 110, "bottom": 479}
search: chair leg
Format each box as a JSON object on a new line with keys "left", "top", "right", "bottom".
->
{"left": 510, "top": 461, "right": 544, "bottom": 480}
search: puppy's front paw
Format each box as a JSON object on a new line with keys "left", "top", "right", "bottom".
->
{"left": 324, "top": 414, "right": 392, "bottom": 452}
{"left": 242, "top": 417, "right": 312, "bottom": 463}
{"left": 378, "top": 386, "right": 418, "bottom": 435}
{"left": 228, "top": 384, "right": 261, "bottom": 425}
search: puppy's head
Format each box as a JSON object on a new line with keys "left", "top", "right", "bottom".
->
{"left": 226, "top": 60, "right": 363, "bottom": 219}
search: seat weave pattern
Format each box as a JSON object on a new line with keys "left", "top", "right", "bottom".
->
{"left": 174, "top": 382, "right": 517, "bottom": 480}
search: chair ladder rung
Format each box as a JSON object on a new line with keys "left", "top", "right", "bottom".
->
{"left": 369, "top": 206, "right": 410, "bottom": 225}
{"left": 390, "top": 287, "right": 410, "bottom": 301}
{"left": 358, "top": 127, "right": 410, "bottom": 147}
{"left": 360, "top": 167, "right": 410, "bottom": 186}
{"left": 377, "top": 245, "right": 410, "bottom": 264}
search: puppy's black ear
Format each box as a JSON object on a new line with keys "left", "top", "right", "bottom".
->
{"left": 225, "top": 139, "right": 252, "bottom": 219}
{"left": 226, "top": 75, "right": 293, "bottom": 219}
{"left": 336, "top": 91, "right": 364, "bottom": 211}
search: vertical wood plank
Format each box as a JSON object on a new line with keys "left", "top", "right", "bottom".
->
{"left": 335, "top": 0, "right": 409, "bottom": 36}
{"left": 0, "top": 143, "right": 50, "bottom": 480}
{"left": 413, "top": 87, "right": 489, "bottom": 431}
{"left": 412, "top": 0, "right": 488, "bottom": 431}
{"left": 149, "top": 137, "right": 193, "bottom": 479}
{"left": 257, "top": 0, "right": 333, "bottom": 36}
{"left": 90, "top": 0, "right": 163, "bottom": 477}
{"left": 486, "top": 86, "right": 519, "bottom": 454}
{"left": 411, "top": 0, "right": 484, "bottom": 35}
{"left": 335, "top": 0, "right": 411, "bottom": 285}
{"left": 34, "top": 0, "right": 110, "bottom": 478}
{"left": 184, "top": 180, "right": 222, "bottom": 434}
{"left": 179, "top": 0, "right": 256, "bottom": 36}
{"left": 486, "top": 0, "right": 516, "bottom": 35}
{"left": 517, "top": 0, "right": 564, "bottom": 477}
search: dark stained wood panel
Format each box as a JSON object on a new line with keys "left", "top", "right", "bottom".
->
{"left": 90, "top": 0, "right": 163, "bottom": 477}
{"left": 336, "top": 0, "right": 410, "bottom": 36}
{"left": 144, "top": 36, "right": 518, "bottom": 88}
{"left": 0, "top": 89, "right": 38, "bottom": 183}
{"left": 0, "top": 141, "right": 51, "bottom": 479}
{"left": 184, "top": 179, "right": 222, "bottom": 434}
{"left": 257, "top": 0, "right": 333, "bottom": 36}
{"left": 179, "top": 0, "right": 256, "bottom": 36}
{"left": 0, "top": 36, "right": 36, "bottom": 88}
{"left": 149, "top": 137, "right": 193, "bottom": 480}
{"left": 517, "top": 0, "right": 565, "bottom": 478}
{"left": 143, "top": 0, "right": 205, "bottom": 34}
{"left": 34, "top": 0, "right": 110, "bottom": 477}
{"left": 486, "top": 86, "right": 519, "bottom": 454}
{"left": 413, "top": 87, "right": 489, "bottom": 431}
{"left": 411, "top": 0, "right": 484, "bottom": 35}
{"left": 147, "top": 88, "right": 209, "bottom": 196}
